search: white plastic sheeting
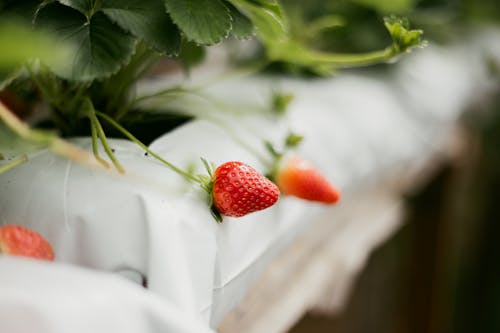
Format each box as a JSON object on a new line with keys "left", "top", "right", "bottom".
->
{"left": 0, "top": 257, "right": 215, "bottom": 333}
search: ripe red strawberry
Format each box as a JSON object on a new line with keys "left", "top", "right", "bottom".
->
{"left": 212, "top": 161, "right": 280, "bottom": 218}
{"left": 275, "top": 157, "right": 340, "bottom": 204}
{"left": 0, "top": 224, "right": 55, "bottom": 261}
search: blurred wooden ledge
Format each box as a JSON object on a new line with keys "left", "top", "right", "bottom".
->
{"left": 217, "top": 125, "right": 468, "bottom": 333}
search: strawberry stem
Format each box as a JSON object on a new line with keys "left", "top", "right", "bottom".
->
{"left": 95, "top": 111, "right": 201, "bottom": 184}
{"left": 263, "top": 140, "right": 282, "bottom": 182}
{"left": 0, "top": 154, "right": 28, "bottom": 174}
{"left": 264, "top": 132, "right": 303, "bottom": 182}
{"left": 89, "top": 114, "right": 110, "bottom": 168}
{"left": 83, "top": 99, "right": 124, "bottom": 173}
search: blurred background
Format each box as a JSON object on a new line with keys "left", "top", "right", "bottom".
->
{"left": 290, "top": 96, "right": 500, "bottom": 333}
{"left": 283, "top": 0, "right": 500, "bottom": 331}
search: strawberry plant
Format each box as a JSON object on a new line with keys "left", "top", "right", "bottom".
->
{"left": 0, "top": 0, "right": 425, "bottom": 219}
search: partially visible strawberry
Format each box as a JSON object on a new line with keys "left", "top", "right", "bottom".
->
{"left": 275, "top": 156, "right": 340, "bottom": 204}
{"left": 211, "top": 161, "right": 280, "bottom": 219}
{"left": 0, "top": 224, "right": 55, "bottom": 261}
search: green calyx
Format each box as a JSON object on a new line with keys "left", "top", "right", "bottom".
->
{"left": 264, "top": 131, "right": 303, "bottom": 182}
{"left": 199, "top": 157, "right": 222, "bottom": 223}
{"left": 271, "top": 91, "right": 295, "bottom": 115}
{"left": 384, "top": 16, "right": 426, "bottom": 54}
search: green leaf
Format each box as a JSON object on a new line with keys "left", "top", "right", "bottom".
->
{"left": 100, "top": 0, "right": 180, "bottom": 54}
{"left": 0, "top": 71, "right": 9, "bottom": 89}
{"left": 227, "top": 0, "right": 287, "bottom": 44}
{"left": 35, "top": 2, "right": 136, "bottom": 81}
{"left": 225, "top": 2, "right": 254, "bottom": 39}
{"left": 56, "top": 0, "right": 98, "bottom": 16}
{"left": 0, "top": 19, "right": 74, "bottom": 87}
{"left": 0, "top": 20, "right": 72, "bottom": 70}
{"left": 179, "top": 38, "right": 206, "bottom": 71}
{"left": 164, "top": 0, "right": 232, "bottom": 45}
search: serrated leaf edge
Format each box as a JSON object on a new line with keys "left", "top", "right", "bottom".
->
{"left": 164, "top": 0, "right": 233, "bottom": 46}
{"left": 100, "top": 8, "right": 181, "bottom": 56}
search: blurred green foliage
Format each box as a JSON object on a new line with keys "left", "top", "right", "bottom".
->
{"left": 281, "top": 0, "right": 500, "bottom": 54}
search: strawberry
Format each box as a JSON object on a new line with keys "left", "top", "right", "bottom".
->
{"left": 275, "top": 156, "right": 340, "bottom": 204}
{"left": 211, "top": 161, "right": 280, "bottom": 218}
{"left": 0, "top": 224, "right": 55, "bottom": 261}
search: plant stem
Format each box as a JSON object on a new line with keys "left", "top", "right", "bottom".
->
{"left": 89, "top": 116, "right": 110, "bottom": 168}
{"left": 84, "top": 101, "right": 124, "bottom": 173}
{"left": 128, "top": 59, "right": 269, "bottom": 111}
{"left": 0, "top": 101, "right": 32, "bottom": 138}
{"left": 191, "top": 59, "right": 270, "bottom": 91}
{"left": 207, "top": 115, "right": 271, "bottom": 166}
{"left": 309, "top": 47, "right": 397, "bottom": 67}
{"left": 128, "top": 86, "right": 188, "bottom": 109}
{"left": 0, "top": 101, "right": 99, "bottom": 168}
{"left": 0, "top": 154, "right": 28, "bottom": 174}
{"left": 95, "top": 111, "right": 200, "bottom": 183}
{"left": 270, "top": 44, "right": 397, "bottom": 69}
{"left": 94, "top": 117, "right": 125, "bottom": 173}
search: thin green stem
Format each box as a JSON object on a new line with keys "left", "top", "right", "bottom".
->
{"left": 191, "top": 59, "right": 270, "bottom": 91}
{"left": 96, "top": 111, "right": 200, "bottom": 183}
{"left": 312, "top": 47, "right": 396, "bottom": 67}
{"left": 68, "top": 83, "right": 89, "bottom": 112}
{"left": 89, "top": 116, "right": 110, "bottom": 168}
{"left": 0, "top": 154, "right": 28, "bottom": 174}
{"left": 127, "top": 59, "right": 269, "bottom": 113}
{"left": 0, "top": 101, "right": 99, "bottom": 168}
{"left": 82, "top": 98, "right": 124, "bottom": 172}
{"left": 125, "top": 87, "right": 188, "bottom": 113}
{"left": 89, "top": 111, "right": 124, "bottom": 173}
{"left": 207, "top": 115, "right": 271, "bottom": 166}
{"left": 26, "top": 66, "right": 56, "bottom": 104}
{"left": 0, "top": 101, "right": 31, "bottom": 137}
{"left": 129, "top": 85, "right": 273, "bottom": 167}
{"left": 304, "top": 15, "right": 344, "bottom": 39}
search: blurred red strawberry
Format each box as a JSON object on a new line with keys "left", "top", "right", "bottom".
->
{"left": 276, "top": 156, "right": 340, "bottom": 204}
{"left": 0, "top": 224, "right": 55, "bottom": 261}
